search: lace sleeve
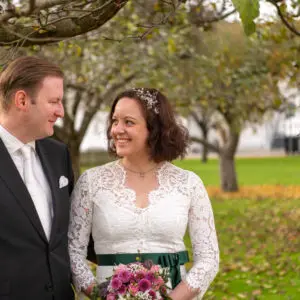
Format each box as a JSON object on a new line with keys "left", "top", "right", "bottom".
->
{"left": 185, "top": 172, "right": 219, "bottom": 298}
{"left": 68, "top": 171, "right": 95, "bottom": 292}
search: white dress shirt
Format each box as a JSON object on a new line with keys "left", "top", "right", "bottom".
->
{"left": 0, "top": 124, "right": 53, "bottom": 237}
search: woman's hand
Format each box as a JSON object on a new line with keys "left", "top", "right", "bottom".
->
{"left": 168, "top": 281, "right": 199, "bottom": 300}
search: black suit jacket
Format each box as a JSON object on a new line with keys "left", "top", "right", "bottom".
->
{"left": 0, "top": 137, "right": 75, "bottom": 300}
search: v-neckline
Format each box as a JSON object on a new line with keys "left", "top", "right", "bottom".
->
{"left": 116, "top": 160, "right": 167, "bottom": 211}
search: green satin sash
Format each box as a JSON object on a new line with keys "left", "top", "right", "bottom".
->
{"left": 96, "top": 251, "right": 189, "bottom": 289}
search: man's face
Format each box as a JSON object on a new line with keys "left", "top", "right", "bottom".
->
{"left": 26, "top": 76, "right": 64, "bottom": 140}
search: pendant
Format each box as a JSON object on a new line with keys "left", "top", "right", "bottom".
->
{"left": 139, "top": 172, "right": 145, "bottom": 178}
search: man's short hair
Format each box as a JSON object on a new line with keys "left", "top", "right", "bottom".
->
{"left": 0, "top": 56, "right": 64, "bottom": 110}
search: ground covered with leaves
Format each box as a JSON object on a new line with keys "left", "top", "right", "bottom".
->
{"left": 178, "top": 157, "right": 300, "bottom": 299}
{"left": 184, "top": 197, "right": 300, "bottom": 299}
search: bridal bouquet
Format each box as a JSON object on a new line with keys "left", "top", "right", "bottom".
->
{"left": 95, "top": 260, "right": 172, "bottom": 300}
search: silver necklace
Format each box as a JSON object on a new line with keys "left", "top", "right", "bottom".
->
{"left": 122, "top": 164, "right": 158, "bottom": 178}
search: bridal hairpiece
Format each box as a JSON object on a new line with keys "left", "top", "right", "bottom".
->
{"left": 132, "top": 88, "right": 159, "bottom": 114}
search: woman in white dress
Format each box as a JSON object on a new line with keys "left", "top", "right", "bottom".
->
{"left": 68, "top": 88, "right": 219, "bottom": 299}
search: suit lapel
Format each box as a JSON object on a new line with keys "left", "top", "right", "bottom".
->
{"left": 36, "top": 140, "right": 60, "bottom": 244}
{"left": 0, "top": 138, "right": 47, "bottom": 242}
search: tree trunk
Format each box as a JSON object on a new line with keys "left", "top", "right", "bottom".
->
{"left": 201, "top": 127, "right": 209, "bottom": 163}
{"left": 68, "top": 139, "right": 81, "bottom": 182}
{"left": 219, "top": 153, "right": 238, "bottom": 192}
{"left": 218, "top": 129, "right": 240, "bottom": 192}
{"left": 202, "top": 144, "right": 208, "bottom": 163}
{"left": 218, "top": 128, "right": 240, "bottom": 192}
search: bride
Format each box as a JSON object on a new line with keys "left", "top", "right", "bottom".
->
{"left": 68, "top": 88, "right": 219, "bottom": 299}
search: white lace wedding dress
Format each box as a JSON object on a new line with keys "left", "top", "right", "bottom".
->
{"left": 68, "top": 160, "right": 219, "bottom": 299}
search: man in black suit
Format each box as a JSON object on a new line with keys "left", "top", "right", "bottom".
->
{"left": 0, "top": 56, "right": 74, "bottom": 300}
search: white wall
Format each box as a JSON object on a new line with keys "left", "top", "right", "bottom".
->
{"left": 80, "top": 111, "right": 109, "bottom": 152}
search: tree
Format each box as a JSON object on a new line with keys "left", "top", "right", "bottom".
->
{"left": 140, "top": 21, "right": 289, "bottom": 191}
{"left": 14, "top": 0, "right": 298, "bottom": 183}
{"left": 190, "top": 107, "right": 216, "bottom": 163}
{"left": 0, "top": 0, "right": 299, "bottom": 51}
{"left": 0, "top": 0, "right": 127, "bottom": 46}
{"left": 185, "top": 0, "right": 300, "bottom": 36}
{"left": 0, "top": 0, "right": 188, "bottom": 50}
{"left": 187, "top": 22, "right": 298, "bottom": 191}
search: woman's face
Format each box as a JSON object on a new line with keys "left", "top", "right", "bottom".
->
{"left": 110, "top": 97, "right": 150, "bottom": 159}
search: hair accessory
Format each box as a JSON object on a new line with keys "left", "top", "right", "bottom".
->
{"left": 132, "top": 88, "right": 159, "bottom": 114}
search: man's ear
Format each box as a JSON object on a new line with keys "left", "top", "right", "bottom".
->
{"left": 14, "top": 90, "right": 30, "bottom": 111}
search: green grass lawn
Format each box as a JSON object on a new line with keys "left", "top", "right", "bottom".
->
{"left": 174, "top": 156, "right": 300, "bottom": 186}
{"left": 176, "top": 157, "right": 300, "bottom": 299}
{"left": 184, "top": 197, "right": 300, "bottom": 299}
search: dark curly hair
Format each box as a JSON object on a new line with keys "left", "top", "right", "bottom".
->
{"left": 107, "top": 88, "right": 189, "bottom": 162}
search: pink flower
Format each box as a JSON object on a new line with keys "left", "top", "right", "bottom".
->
{"left": 106, "top": 294, "right": 116, "bottom": 300}
{"left": 118, "top": 269, "right": 131, "bottom": 283}
{"left": 128, "top": 283, "right": 139, "bottom": 296}
{"left": 148, "top": 289, "right": 156, "bottom": 299}
{"left": 160, "top": 286, "right": 168, "bottom": 296}
{"left": 138, "top": 279, "right": 151, "bottom": 292}
{"left": 118, "top": 285, "right": 127, "bottom": 295}
{"left": 135, "top": 270, "right": 146, "bottom": 281}
{"left": 114, "top": 264, "right": 128, "bottom": 274}
{"left": 153, "top": 277, "right": 164, "bottom": 287}
{"left": 150, "top": 265, "right": 160, "bottom": 272}
{"left": 111, "top": 278, "right": 122, "bottom": 290}
{"left": 145, "top": 272, "right": 155, "bottom": 282}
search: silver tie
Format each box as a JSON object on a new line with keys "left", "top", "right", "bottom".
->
{"left": 21, "top": 145, "right": 52, "bottom": 240}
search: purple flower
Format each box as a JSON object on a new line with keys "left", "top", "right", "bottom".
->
{"left": 98, "top": 281, "right": 109, "bottom": 298}
{"left": 111, "top": 278, "right": 122, "bottom": 290}
{"left": 138, "top": 279, "right": 151, "bottom": 292}
{"left": 118, "top": 269, "right": 131, "bottom": 283}
{"left": 143, "top": 259, "right": 154, "bottom": 270}
{"left": 145, "top": 272, "right": 155, "bottom": 282}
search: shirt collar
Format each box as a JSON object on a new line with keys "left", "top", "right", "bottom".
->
{"left": 0, "top": 124, "right": 36, "bottom": 154}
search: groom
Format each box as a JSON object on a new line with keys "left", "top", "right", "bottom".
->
{"left": 0, "top": 56, "right": 74, "bottom": 299}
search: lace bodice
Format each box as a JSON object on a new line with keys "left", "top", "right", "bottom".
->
{"left": 68, "top": 160, "right": 219, "bottom": 299}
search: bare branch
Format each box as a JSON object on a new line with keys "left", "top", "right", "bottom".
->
{"left": 53, "top": 123, "right": 69, "bottom": 141}
{"left": 267, "top": 0, "right": 300, "bottom": 36}
{"left": 64, "top": 72, "right": 135, "bottom": 144}
{"left": 34, "top": 0, "right": 69, "bottom": 10}
{"left": 129, "top": 0, "right": 184, "bottom": 40}
{"left": 207, "top": 9, "right": 236, "bottom": 23}
{"left": 102, "top": 73, "right": 136, "bottom": 102}
{"left": 187, "top": 0, "right": 236, "bottom": 27}
{"left": 190, "top": 136, "right": 220, "bottom": 153}
{"left": 0, "top": 0, "right": 68, "bottom": 22}
{"left": 28, "top": 0, "right": 36, "bottom": 14}
{"left": 190, "top": 110, "right": 210, "bottom": 133}
{"left": 0, "top": 0, "right": 128, "bottom": 46}
{"left": 66, "top": 82, "right": 88, "bottom": 92}
{"left": 71, "top": 89, "right": 82, "bottom": 127}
